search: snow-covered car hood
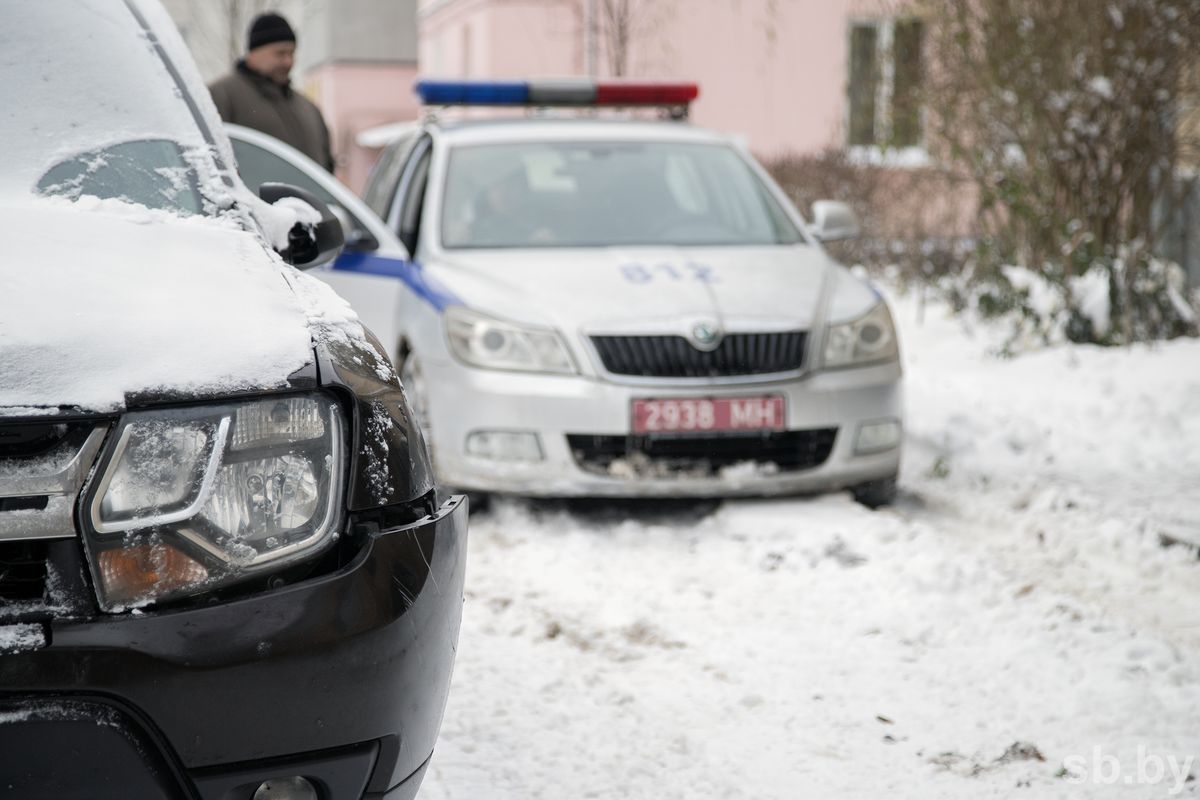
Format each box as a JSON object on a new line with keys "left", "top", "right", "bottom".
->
{"left": 428, "top": 244, "right": 833, "bottom": 335}
{"left": 0, "top": 200, "right": 346, "bottom": 415}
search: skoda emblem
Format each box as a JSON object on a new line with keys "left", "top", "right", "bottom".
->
{"left": 690, "top": 321, "right": 722, "bottom": 351}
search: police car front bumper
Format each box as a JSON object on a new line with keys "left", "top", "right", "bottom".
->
{"left": 424, "top": 359, "right": 902, "bottom": 498}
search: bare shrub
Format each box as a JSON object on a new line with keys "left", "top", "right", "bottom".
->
{"left": 919, "top": 0, "right": 1200, "bottom": 342}
{"left": 762, "top": 149, "right": 976, "bottom": 290}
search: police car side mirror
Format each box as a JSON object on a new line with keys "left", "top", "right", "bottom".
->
{"left": 809, "top": 200, "right": 860, "bottom": 242}
{"left": 258, "top": 183, "right": 345, "bottom": 268}
{"left": 328, "top": 203, "right": 380, "bottom": 253}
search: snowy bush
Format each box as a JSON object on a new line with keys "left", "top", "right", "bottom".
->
{"left": 947, "top": 251, "right": 1198, "bottom": 352}
{"left": 918, "top": 0, "right": 1200, "bottom": 345}
{"left": 763, "top": 148, "right": 975, "bottom": 285}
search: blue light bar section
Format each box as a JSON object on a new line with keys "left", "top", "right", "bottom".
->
{"left": 415, "top": 80, "right": 530, "bottom": 106}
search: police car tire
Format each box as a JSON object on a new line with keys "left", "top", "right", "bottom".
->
{"left": 402, "top": 354, "right": 491, "bottom": 515}
{"left": 398, "top": 352, "right": 426, "bottom": 417}
{"left": 398, "top": 351, "right": 435, "bottom": 445}
{"left": 851, "top": 475, "right": 898, "bottom": 509}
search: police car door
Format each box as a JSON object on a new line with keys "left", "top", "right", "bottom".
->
{"left": 387, "top": 134, "right": 433, "bottom": 260}
{"left": 227, "top": 124, "right": 411, "bottom": 366}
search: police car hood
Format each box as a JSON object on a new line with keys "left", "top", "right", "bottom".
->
{"left": 432, "top": 244, "right": 830, "bottom": 334}
{"left": 0, "top": 201, "right": 344, "bottom": 416}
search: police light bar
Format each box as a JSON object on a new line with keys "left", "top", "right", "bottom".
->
{"left": 414, "top": 79, "right": 699, "bottom": 110}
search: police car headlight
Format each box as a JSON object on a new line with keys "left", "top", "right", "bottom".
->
{"left": 445, "top": 307, "right": 576, "bottom": 374}
{"left": 823, "top": 301, "right": 899, "bottom": 368}
{"left": 83, "top": 394, "right": 344, "bottom": 611}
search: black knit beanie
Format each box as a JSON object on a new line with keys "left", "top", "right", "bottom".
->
{"left": 248, "top": 13, "right": 296, "bottom": 51}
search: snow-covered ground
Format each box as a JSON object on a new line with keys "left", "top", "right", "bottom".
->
{"left": 421, "top": 288, "right": 1200, "bottom": 799}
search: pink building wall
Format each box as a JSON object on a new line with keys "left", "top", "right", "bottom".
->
{"left": 304, "top": 62, "right": 421, "bottom": 192}
{"left": 421, "top": 0, "right": 585, "bottom": 78}
{"left": 418, "top": 0, "right": 897, "bottom": 157}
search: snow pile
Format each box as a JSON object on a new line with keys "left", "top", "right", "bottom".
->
{"left": 421, "top": 288, "right": 1200, "bottom": 799}
{"left": 900, "top": 284, "right": 1200, "bottom": 545}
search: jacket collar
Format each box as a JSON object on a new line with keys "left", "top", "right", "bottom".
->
{"left": 236, "top": 60, "right": 292, "bottom": 98}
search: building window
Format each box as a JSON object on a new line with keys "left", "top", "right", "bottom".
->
{"left": 847, "top": 18, "right": 924, "bottom": 149}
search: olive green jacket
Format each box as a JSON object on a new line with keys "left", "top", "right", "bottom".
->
{"left": 209, "top": 62, "right": 334, "bottom": 172}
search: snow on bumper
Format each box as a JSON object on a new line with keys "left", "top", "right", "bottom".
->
{"left": 423, "top": 359, "right": 903, "bottom": 497}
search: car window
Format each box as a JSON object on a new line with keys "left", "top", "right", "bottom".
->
{"left": 37, "top": 139, "right": 205, "bottom": 216}
{"left": 397, "top": 141, "right": 433, "bottom": 252}
{"left": 231, "top": 137, "right": 372, "bottom": 243}
{"left": 441, "top": 141, "right": 803, "bottom": 250}
{"left": 232, "top": 138, "right": 340, "bottom": 207}
{"left": 363, "top": 132, "right": 419, "bottom": 220}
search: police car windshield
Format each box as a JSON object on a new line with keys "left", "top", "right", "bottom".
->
{"left": 2, "top": 2, "right": 219, "bottom": 215}
{"left": 441, "top": 141, "right": 803, "bottom": 249}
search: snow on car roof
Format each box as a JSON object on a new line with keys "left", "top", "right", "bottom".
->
{"left": 0, "top": 2, "right": 225, "bottom": 204}
{"left": 0, "top": 1, "right": 371, "bottom": 416}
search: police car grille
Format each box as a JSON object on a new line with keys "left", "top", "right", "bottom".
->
{"left": 567, "top": 428, "right": 837, "bottom": 476}
{"left": 590, "top": 332, "right": 807, "bottom": 377}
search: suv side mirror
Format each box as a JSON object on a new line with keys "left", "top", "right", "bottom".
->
{"left": 809, "top": 200, "right": 861, "bottom": 242}
{"left": 258, "top": 183, "right": 345, "bottom": 268}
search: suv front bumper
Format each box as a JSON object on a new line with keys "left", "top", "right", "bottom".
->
{"left": 0, "top": 496, "right": 468, "bottom": 800}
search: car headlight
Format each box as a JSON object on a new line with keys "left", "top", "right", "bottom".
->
{"left": 823, "top": 301, "right": 899, "bottom": 368}
{"left": 445, "top": 306, "right": 576, "bottom": 374}
{"left": 84, "top": 393, "right": 344, "bottom": 611}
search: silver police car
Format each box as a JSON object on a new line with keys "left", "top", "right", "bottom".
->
{"left": 320, "top": 80, "right": 904, "bottom": 504}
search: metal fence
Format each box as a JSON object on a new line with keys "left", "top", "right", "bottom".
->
{"left": 1160, "top": 177, "right": 1200, "bottom": 288}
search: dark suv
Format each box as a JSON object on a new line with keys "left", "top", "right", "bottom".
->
{"left": 0, "top": 3, "right": 466, "bottom": 798}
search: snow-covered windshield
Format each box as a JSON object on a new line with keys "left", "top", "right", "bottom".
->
{"left": 0, "top": 2, "right": 219, "bottom": 214}
{"left": 37, "top": 140, "right": 206, "bottom": 215}
{"left": 441, "top": 141, "right": 804, "bottom": 249}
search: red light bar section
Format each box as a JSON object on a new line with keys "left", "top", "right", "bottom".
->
{"left": 594, "top": 81, "right": 699, "bottom": 106}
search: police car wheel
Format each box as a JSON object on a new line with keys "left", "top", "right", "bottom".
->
{"left": 402, "top": 353, "right": 492, "bottom": 515}
{"left": 398, "top": 351, "right": 431, "bottom": 428}
{"left": 851, "top": 475, "right": 898, "bottom": 509}
{"left": 399, "top": 350, "right": 440, "bottom": 469}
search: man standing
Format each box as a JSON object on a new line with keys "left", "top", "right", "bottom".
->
{"left": 209, "top": 13, "right": 334, "bottom": 171}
